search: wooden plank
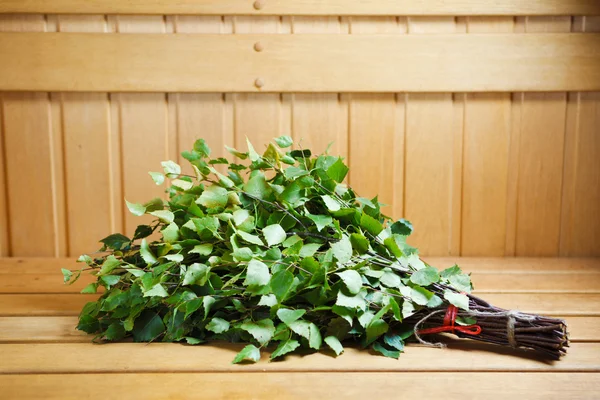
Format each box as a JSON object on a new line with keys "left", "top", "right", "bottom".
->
{"left": 173, "top": 16, "right": 234, "bottom": 174}
{"left": 1, "top": 342, "right": 598, "bottom": 374}
{"left": 512, "top": 17, "right": 571, "bottom": 256}
{"left": 2, "top": 292, "right": 599, "bottom": 316}
{"left": 1, "top": 315, "right": 596, "bottom": 343}
{"left": 404, "top": 18, "right": 463, "bottom": 256}
{"left": 561, "top": 18, "right": 600, "bottom": 256}
{"left": 461, "top": 18, "right": 513, "bottom": 256}
{"left": 2, "top": 0, "right": 600, "bottom": 16}
{"left": 233, "top": 16, "right": 290, "bottom": 153}
{"left": 0, "top": 16, "right": 66, "bottom": 257}
{"left": 0, "top": 317, "right": 90, "bottom": 343}
{"left": 1, "top": 33, "right": 599, "bottom": 92}
{"left": 348, "top": 18, "right": 403, "bottom": 219}
{"left": 291, "top": 17, "right": 348, "bottom": 159}
{"left": 114, "top": 16, "right": 170, "bottom": 238}
{"left": 2, "top": 257, "right": 600, "bottom": 274}
{"left": 55, "top": 16, "right": 114, "bottom": 256}
{"left": 3, "top": 372, "right": 600, "bottom": 400}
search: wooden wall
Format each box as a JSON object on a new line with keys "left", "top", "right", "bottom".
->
{"left": 0, "top": 10, "right": 599, "bottom": 257}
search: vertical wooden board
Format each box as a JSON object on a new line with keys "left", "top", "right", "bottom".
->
{"left": 174, "top": 16, "right": 233, "bottom": 172}
{"left": 291, "top": 17, "right": 347, "bottom": 159}
{"left": 0, "top": 15, "right": 64, "bottom": 257}
{"left": 56, "top": 16, "right": 113, "bottom": 255}
{"left": 115, "top": 16, "right": 169, "bottom": 237}
{"left": 513, "top": 17, "right": 570, "bottom": 256}
{"left": 233, "top": 17, "right": 290, "bottom": 153}
{"left": 561, "top": 17, "right": 600, "bottom": 256}
{"left": 404, "top": 18, "right": 458, "bottom": 255}
{"left": 461, "top": 18, "right": 513, "bottom": 256}
{"left": 565, "top": 93, "right": 600, "bottom": 256}
{"left": 348, "top": 17, "right": 404, "bottom": 219}
{"left": 0, "top": 95, "right": 7, "bottom": 256}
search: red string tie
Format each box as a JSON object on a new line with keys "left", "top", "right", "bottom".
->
{"left": 417, "top": 304, "right": 482, "bottom": 336}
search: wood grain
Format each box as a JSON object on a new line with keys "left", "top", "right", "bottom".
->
{"left": 1, "top": 0, "right": 599, "bottom": 16}
{"left": 1, "top": 33, "right": 599, "bottom": 92}
{"left": 1, "top": 342, "right": 598, "bottom": 374}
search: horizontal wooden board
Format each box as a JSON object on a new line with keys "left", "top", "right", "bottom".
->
{"left": 1, "top": 33, "right": 599, "bottom": 92}
{"left": 3, "top": 372, "right": 599, "bottom": 400}
{"left": 0, "top": 342, "right": 597, "bottom": 374}
{"left": 2, "top": 257, "right": 599, "bottom": 274}
{"left": 0, "top": 315, "right": 594, "bottom": 343}
{"left": 1, "top": 0, "right": 599, "bottom": 16}
{"left": 3, "top": 270, "right": 599, "bottom": 294}
{"left": 1, "top": 293, "right": 599, "bottom": 316}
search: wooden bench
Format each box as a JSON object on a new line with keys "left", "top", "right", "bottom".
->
{"left": 1, "top": 257, "right": 599, "bottom": 399}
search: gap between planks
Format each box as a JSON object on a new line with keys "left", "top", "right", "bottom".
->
{"left": 2, "top": 372, "right": 599, "bottom": 400}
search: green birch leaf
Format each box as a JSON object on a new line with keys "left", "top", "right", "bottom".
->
{"left": 270, "top": 339, "right": 300, "bottom": 360}
{"left": 197, "top": 186, "right": 229, "bottom": 209}
{"left": 336, "top": 291, "right": 366, "bottom": 311}
{"left": 161, "top": 222, "right": 180, "bottom": 243}
{"left": 349, "top": 233, "right": 369, "bottom": 254}
{"left": 206, "top": 317, "right": 230, "bottom": 334}
{"left": 100, "top": 233, "right": 131, "bottom": 250}
{"left": 237, "top": 231, "right": 264, "bottom": 246}
{"left": 331, "top": 235, "right": 352, "bottom": 264}
{"left": 444, "top": 290, "right": 470, "bottom": 311}
{"left": 258, "top": 294, "right": 278, "bottom": 307}
{"left": 81, "top": 283, "right": 98, "bottom": 294}
{"left": 232, "top": 247, "right": 253, "bottom": 262}
{"left": 359, "top": 212, "right": 384, "bottom": 236}
{"left": 61, "top": 268, "right": 73, "bottom": 283}
{"left": 225, "top": 145, "right": 249, "bottom": 160}
{"left": 149, "top": 210, "right": 175, "bottom": 224}
{"left": 366, "top": 319, "right": 389, "bottom": 345}
{"left": 391, "top": 219, "right": 413, "bottom": 236}
{"left": 372, "top": 341, "right": 400, "bottom": 359}
{"left": 140, "top": 239, "right": 157, "bottom": 265}
{"left": 448, "top": 274, "right": 472, "bottom": 293}
{"left": 244, "top": 259, "right": 271, "bottom": 287}
{"left": 240, "top": 319, "right": 275, "bottom": 345}
{"left": 274, "top": 135, "right": 293, "bottom": 148}
{"left": 306, "top": 213, "right": 333, "bottom": 232}
{"left": 271, "top": 270, "right": 294, "bottom": 302}
{"left": 336, "top": 270, "right": 362, "bottom": 295}
{"left": 143, "top": 283, "right": 169, "bottom": 298}
{"left": 322, "top": 195, "right": 341, "bottom": 212}
{"left": 326, "top": 157, "right": 349, "bottom": 182}
{"left": 189, "top": 243, "right": 213, "bottom": 256}
{"left": 161, "top": 160, "right": 181, "bottom": 177}
{"left": 263, "top": 224, "right": 286, "bottom": 246}
{"left": 410, "top": 266, "right": 440, "bottom": 286}
{"left": 149, "top": 171, "right": 165, "bottom": 185}
{"left": 277, "top": 308, "right": 306, "bottom": 325}
{"left": 232, "top": 344, "right": 261, "bottom": 364}
{"left": 183, "top": 263, "right": 210, "bottom": 286}
{"left": 132, "top": 311, "right": 165, "bottom": 342}
{"left": 384, "top": 333, "right": 405, "bottom": 351}
{"left": 125, "top": 200, "right": 146, "bottom": 216}
{"left": 324, "top": 336, "right": 344, "bottom": 356}
{"left": 246, "top": 137, "right": 261, "bottom": 162}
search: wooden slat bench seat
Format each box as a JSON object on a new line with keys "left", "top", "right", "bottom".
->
{"left": 1, "top": 257, "right": 599, "bottom": 399}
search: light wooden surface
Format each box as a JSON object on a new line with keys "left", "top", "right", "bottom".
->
{"left": 1, "top": 32, "right": 599, "bottom": 92}
{"left": 1, "top": 0, "right": 600, "bottom": 16}
{"left": 0, "top": 14, "right": 599, "bottom": 258}
{"left": 0, "top": 257, "right": 598, "bottom": 399}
